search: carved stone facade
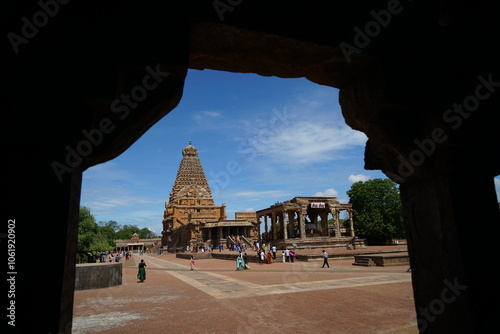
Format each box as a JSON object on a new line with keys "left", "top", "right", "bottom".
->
{"left": 257, "top": 197, "right": 360, "bottom": 249}
{"left": 162, "top": 142, "right": 259, "bottom": 250}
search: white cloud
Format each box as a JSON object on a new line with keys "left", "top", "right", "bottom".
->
{"left": 82, "top": 185, "right": 162, "bottom": 217}
{"left": 313, "top": 188, "right": 339, "bottom": 197}
{"left": 192, "top": 111, "right": 221, "bottom": 124}
{"left": 348, "top": 174, "right": 371, "bottom": 183}
{"left": 237, "top": 94, "right": 367, "bottom": 165}
{"left": 241, "top": 120, "right": 367, "bottom": 166}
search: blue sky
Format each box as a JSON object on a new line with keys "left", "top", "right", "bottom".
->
{"left": 81, "top": 69, "right": 500, "bottom": 235}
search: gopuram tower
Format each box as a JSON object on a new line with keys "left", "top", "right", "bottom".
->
{"left": 161, "top": 141, "right": 227, "bottom": 249}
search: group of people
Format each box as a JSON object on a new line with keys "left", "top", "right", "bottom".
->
{"left": 136, "top": 246, "right": 333, "bottom": 282}
{"left": 258, "top": 250, "right": 274, "bottom": 264}
{"left": 189, "top": 244, "right": 212, "bottom": 253}
{"left": 100, "top": 251, "right": 132, "bottom": 263}
{"left": 236, "top": 252, "right": 251, "bottom": 270}
{"left": 283, "top": 248, "right": 297, "bottom": 263}
{"left": 227, "top": 235, "right": 248, "bottom": 252}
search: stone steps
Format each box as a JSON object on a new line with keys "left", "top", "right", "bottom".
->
{"left": 352, "top": 257, "right": 376, "bottom": 267}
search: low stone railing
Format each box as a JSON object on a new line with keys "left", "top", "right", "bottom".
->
{"left": 75, "top": 262, "right": 122, "bottom": 290}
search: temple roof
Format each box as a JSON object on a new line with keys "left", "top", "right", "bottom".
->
{"left": 182, "top": 140, "right": 198, "bottom": 157}
{"left": 168, "top": 141, "right": 214, "bottom": 204}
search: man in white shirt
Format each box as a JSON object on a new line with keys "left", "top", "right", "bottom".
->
{"left": 321, "top": 250, "right": 330, "bottom": 268}
{"left": 271, "top": 245, "right": 277, "bottom": 259}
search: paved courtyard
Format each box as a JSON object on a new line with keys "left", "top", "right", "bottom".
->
{"left": 72, "top": 247, "right": 418, "bottom": 334}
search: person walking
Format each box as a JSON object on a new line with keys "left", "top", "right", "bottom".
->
{"left": 285, "top": 249, "right": 290, "bottom": 262}
{"left": 290, "top": 249, "right": 296, "bottom": 263}
{"left": 137, "top": 259, "right": 147, "bottom": 282}
{"left": 321, "top": 250, "right": 330, "bottom": 268}
{"left": 236, "top": 252, "right": 245, "bottom": 270}
{"left": 190, "top": 255, "right": 196, "bottom": 270}
{"left": 266, "top": 251, "right": 273, "bottom": 264}
{"left": 243, "top": 252, "right": 250, "bottom": 270}
{"left": 259, "top": 250, "right": 265, "bottom": 265}
{"left": 271, "top": 245, "right": 277, "bottom": 259}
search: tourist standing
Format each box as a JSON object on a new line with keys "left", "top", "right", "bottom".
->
{"left": 321, "top": 250, "right": 330, "bottom": 268}
{"left": 271, "top": 245, "right": 277, "bottom": 259}
{"left": 243, "top": 252, "right": 250, "bottom": 270}
{"left": 266, "top": 251, "right": 273, "bottom": 264}
{"left": 236, "top": 252, "right": 245, "bottom": 270}
{"left": 137, "top": 259, "right": 147, "bottom": 282}
{"left": 285, "top": 249, "right": 290, "bottom": 262}
{"left": 259, "top": 250, "right": 265, "bottom": 265}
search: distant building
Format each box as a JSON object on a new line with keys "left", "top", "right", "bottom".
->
{"left": 161, "top": 142, "right": 259, "bottom": 251}
{"left": 257, "top": 197, "right": 363, "bottom": 249}
{"left": 114, "top": 233, "right": 161, "bottom": 253}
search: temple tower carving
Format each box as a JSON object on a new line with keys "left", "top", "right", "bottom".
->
{"left": 161, "top": 142, "right": 258, "bottom": 250}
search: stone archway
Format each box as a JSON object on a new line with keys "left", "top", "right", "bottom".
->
{"left": 4, "top": 2, "right": 499, "bottom": 333}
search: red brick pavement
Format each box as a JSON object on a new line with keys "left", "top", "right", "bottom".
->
{"left": 72, "top": 246, "right": 417, "bottom": 334}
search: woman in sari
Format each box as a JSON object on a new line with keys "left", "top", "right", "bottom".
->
{"left": 266, "top": 251, "right": 273, "bottom": 264}
{"left": 137, "top": 259, "right": 147, "bottom": 282}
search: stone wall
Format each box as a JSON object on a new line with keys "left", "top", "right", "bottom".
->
{"left": 75, "top": 263, "right": 122, "bottom": 290}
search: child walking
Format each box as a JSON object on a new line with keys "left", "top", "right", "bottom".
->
{"left": 190, "top": 255, "right": 196, "bottom": 270}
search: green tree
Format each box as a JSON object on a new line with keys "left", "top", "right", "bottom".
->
{"left": 97, "top": 220, "right": 120, "bottom": 248}
{"left": 346, "top": 178, "right": 405, "bottom": 243}
{"left": 115, "top": 224, "right": 140, "bottom": 240}
{"left": 139, "top": 227, "right": 157, "bottom": 239}
{"left": 78, "top": 207, "right": 114, "bottom": 262}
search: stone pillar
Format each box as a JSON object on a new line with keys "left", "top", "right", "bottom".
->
{"left": 5, "top": 148, "right": 82, "bottom": 333}
{"left": 340, "top": 64, "right": 500, "bottom": 332}
{"left": 320, "top": 212, "right": 329, "bottom": 236}
{"left": 348, "top": 209, "right": 355, "bottom": 237}
{"left": 282, "top": 210, "right": 288, "bottom": 240}
{"left": 271, "top": 212, "right": 277, "bottom": 240}
{"left": 288, "top": 211, "right": 295, "bottom": 238}
{"left": 263, "top": 215, "right": 268, "bottom": 235}
{"left": 400, "top": 174, "right": 500, "bottom": 333}
{"left": 330, "top": 208, "right": 341, "bottom": 237}
{"left": 299, "top": 206, "right": 307, "bottom": 239}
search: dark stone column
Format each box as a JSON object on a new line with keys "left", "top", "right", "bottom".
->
{"left": 400, "top": 173, "right": 500, "bottom": 332}
{"left": 4, "top": 144, "right": 81, "bottom": 333}
{"left": 340, "top": 64, "right": 500, "bottom": 332}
